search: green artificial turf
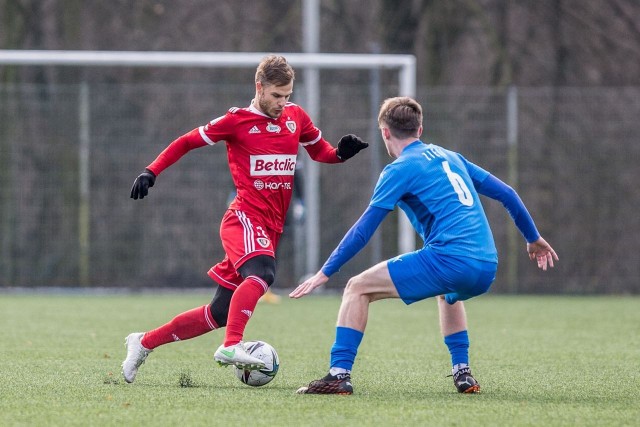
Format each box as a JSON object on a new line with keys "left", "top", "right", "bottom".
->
{"left": 0, "top": 293, "right": 638, "bottom": 426}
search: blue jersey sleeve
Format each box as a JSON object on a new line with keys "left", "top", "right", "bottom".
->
{"left": 460, "top": 154, "right": 491, "bottom": 183}
{"left": 474, "top": 174, "right": 540, "bottom": 243}
{"left": 321, "top": 205, "right": 390, "bottom": 277}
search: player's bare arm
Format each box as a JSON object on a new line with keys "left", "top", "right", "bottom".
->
{"left": 527, "top": 236, "right": 558, "bottom": 271}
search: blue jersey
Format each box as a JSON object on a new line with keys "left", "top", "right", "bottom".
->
{"left": 370, "top": 141, "right": 498, "bottom": 263}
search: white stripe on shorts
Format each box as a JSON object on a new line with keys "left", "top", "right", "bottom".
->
{"left": 235, "top": 210, "right": 255, "bottom": 254}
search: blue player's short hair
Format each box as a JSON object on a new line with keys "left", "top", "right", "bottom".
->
{"left": 378, "top": 97, "right": 422, "bottom": 139}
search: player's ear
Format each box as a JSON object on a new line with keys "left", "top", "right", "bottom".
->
{"left": 381, "top": 127, "right": 391, "bottom": 141}
{"left": 417, "top": 126, "right": 423, "bottom": 137}
{"left": 255, "top": 81, "right": 263, "bottom": 93}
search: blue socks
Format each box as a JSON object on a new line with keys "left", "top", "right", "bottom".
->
{"left": 329, "top": 327, "right": 468, "bottom": 373}
{"left": 330, "top": 326, "right": 364, "bottom": 371}
{"left": 444, "top": 330, "right": 469, "bottom": 366}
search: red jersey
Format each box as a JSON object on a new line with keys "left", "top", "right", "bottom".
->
{"left": 147, "top": 101, "right": 341, "bottom": 233}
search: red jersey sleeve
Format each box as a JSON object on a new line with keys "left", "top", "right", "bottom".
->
{"left": 303, "top": 138, "right": 341, "bottom": 163}
{"left": 146, "top": 129, "right": 208, "bottom": 175}
{"left": 297, "top": 108, "right": 342, "bottom": 164}
{"left": 146, "top": 114, "right": 233, "bottom": 175}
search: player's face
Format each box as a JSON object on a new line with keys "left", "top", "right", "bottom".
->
{"left": 256, "top": 81, "right": 293, "bottom": 119}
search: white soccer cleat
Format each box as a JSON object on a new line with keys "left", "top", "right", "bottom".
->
{"left": 214, "top": 342, "right": 266, "bottom": 370}
{"left": 121, "top": 332, "right": 152, "bottom": 383}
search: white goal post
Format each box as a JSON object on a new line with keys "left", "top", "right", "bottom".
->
{"left": 0, "top": 49, "right": 417, "bottom": 276}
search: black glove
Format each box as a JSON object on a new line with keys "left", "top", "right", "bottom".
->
{"left": 337, "top": 134, "right": 369, "bottom": 160}
{"left": 130, "top": 169, "right": 156, "bottom": 200}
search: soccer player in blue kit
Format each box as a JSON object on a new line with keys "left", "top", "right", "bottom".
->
{"left": 290, "top": 96, "right": 558, "bottom": 395}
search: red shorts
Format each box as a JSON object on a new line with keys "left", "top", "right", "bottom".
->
{"left": 208, "top": 209, "right": 281, "bottom": 290}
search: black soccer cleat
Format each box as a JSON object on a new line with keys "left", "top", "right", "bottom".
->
{"left": 296, "top": 372, "right": 353, "bottom": 395}
{"left": 452, "top": 367, "right": 480, "bottom": 393}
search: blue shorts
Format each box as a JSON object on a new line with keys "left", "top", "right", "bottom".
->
{"left": 387, "top": 248, "right": 497, "bottom": 305}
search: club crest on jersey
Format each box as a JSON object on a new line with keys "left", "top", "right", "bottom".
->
{"left": 266, "top": 123, "right": 281, "bottom": 133}
{"left": 286, "top": 121, "right": 296, "bottom": 133}
{"left": 256, "top": 237, "right": 271, "bottom": 248}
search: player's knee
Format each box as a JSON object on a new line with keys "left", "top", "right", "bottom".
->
{"left": 343, "top": 275, "right": 366, "bottom": 298}
{"left": 254, "top": 262, "right": 276, "bottom": 287}
{"left": 239, "top": 255, "right": 276, "bottom": 287}
{"left": 259, "top": 268, "right": 275, "bottom": 286}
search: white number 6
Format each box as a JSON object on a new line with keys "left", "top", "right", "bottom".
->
{"left": 442, "top": 161, "right": 474, "bottom": 206}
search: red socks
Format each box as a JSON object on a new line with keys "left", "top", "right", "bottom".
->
{"left": 139, "top": 277, "right": 268, "bottom": 350}
{"left": 223, "top": 276, "right": 268, "bottom": 346}
{"left": 141, "top": 305, "right": 218, "bottom": 350}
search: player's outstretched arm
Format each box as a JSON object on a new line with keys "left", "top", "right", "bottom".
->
{"left": 130, "top": 169, "right": 156, "bottom": 200}
{"left": 527, "top": 236, "right": 559, "bottom": 271}
{"left": 289, "top": 271, "right": 329, "bottom": 299}
{"left": 290, "top": 206, "right": 389, "bottom": 299}
{"left": 130, "top": 129, "right": 210, "bottom": 200}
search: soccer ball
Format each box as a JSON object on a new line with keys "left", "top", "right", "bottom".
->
{"left": 234, "top": 341, "right": 280, "bottom": 387}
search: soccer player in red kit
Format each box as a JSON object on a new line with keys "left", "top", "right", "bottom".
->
{"left": 122, "top": 55, "right": 368, "bottom": 383}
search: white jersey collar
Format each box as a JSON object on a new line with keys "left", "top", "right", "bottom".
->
{"left": 248, "top": 100, "right": 272, "bottom": 118}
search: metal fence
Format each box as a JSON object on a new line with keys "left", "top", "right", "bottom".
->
{"left": 1, "top": 82, "right": 638, "bottom": 294}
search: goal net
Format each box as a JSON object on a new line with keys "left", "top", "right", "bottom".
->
{"left": 0, "top": 49, "right": 415, "bottom": 287}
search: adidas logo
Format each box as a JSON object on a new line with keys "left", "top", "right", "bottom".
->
{"left": 172, "top": 334, "right": 181, "bottom": 342}
{"left": 249, "top": 126, "right": 261, "bottom": 134}
{"left": 241, "top": 309, "right": 253, "bottom": 318}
